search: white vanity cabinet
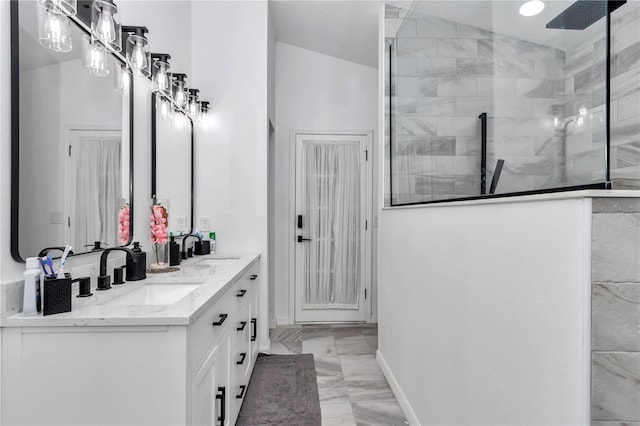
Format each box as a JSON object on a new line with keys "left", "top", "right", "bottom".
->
{"left": 1, "top": 255, "right": 261, "bottom": 426}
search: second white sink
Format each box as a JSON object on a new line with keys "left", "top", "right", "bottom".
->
{"left": 103, "top": 283, "right": 202, "bottom": 306}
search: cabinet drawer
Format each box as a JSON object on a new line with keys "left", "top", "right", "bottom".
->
{"left": 188, "top": 284, "right": 238, "bottom": 370}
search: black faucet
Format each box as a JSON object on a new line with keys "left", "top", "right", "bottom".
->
{"left": 38, "top": 246, "right": 74, "bottom": 258}
{"left": 182, "top": 234, "right": 202, "bottom": 259}
{"left": 97, "top": 248, "right": 137, "bottom": 291}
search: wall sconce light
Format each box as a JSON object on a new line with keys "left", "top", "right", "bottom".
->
{"left": 199, "top": 101, "right": 212, "bottom": 129}
{"left": 123, "top": 26, "right": 151, "bottom": 77}
{"left": 115, "top": 63, "right": 130, "bottom": 94}
{"left": 151, "top": 53, "right": 172, "bottom": 96}
{"left": 39, "top": 0, "right": 77, "bottom": 17}
{"left": 188, "top": 88, "right": 200, "bottom": 118}
{"left": 156, "top": 96, "right": 173, "bottom": 121}
{"left": 82, "top": 34, "right": 109, "bottom": 77}
{"left": 172, "top": 73, "right": 188, "bottom": 109}
{"left": 37, "top": 1, "right": 73, "bottom": 52}
{"left": 91, "top": 0, "right": 121, "bottom": 52}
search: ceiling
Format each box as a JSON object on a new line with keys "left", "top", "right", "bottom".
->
{"left": 269, "top": 0, "right": 613, "bottom": 68}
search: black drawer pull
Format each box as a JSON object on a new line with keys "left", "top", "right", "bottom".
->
{"left": 237, "top": 321, "right": 247, "bottom": 331}
{"left": 212, "top": 314, "right": 228, "bottom": 326}
{"left": 236, "top": 385, "right": 246, "bottom": 399}
{"left": 251, "top": 318, "right": 257, "bottom": 341}
{"left": 237, "top": 352, "right": 247, "bottom": 365}
{"left": 250, "top": 274, "right": 258, "bottom": 280}
{"left": 216, "top": 386, "right": 226, "bottom": 426}
{"left": 236, "top": 289, "right": 247, "bottom": 297}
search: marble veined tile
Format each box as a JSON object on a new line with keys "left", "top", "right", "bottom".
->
{"left": 592, "top": 283, "right": 640, "bottom": 352}
{"left": 516, "top": 117, "right": 558, "bottom": 137}
{"left": 437, "top": 78, "right": 476, "bottom": 97}
{"left": 493, "top": 98, "right": 535, "bottom": 118}
{"left": 396, "top": 116, "right": 437, "bottom": 136}
{"left": 416, "top": 16, "right": 456, "bottom": 38}
{"left": 415, "top": 97, "right": 455, "bottom": 116}
{"left": 516, "top": 79, "right": 559, "bottom": 99}
{"left": 617, "top": 142, "right": 640, "bottom": 169}
{"left": 317, "top": 375, "right": 349, "bottom": 403}
{"left": 335, "top": 336, "right": 373, "bottom": 355}
{"left": 592, "top": 422, "right": 640, "bottom": 426}
{"left": 346, "top": 379, "right": 394, "bottom": 402}
{"left": 611, "top": 67, "right": 640, "bottom": 101}
{"left": 592, "top": 352, "right": 640, "bottom": 421}
{"left": 320, "top": 399, "right": 356, "bottom": 426}
{"left": 303, "top": 337, "right": 338, "bottom": 356}
{"left": 416, "top": 57, "right": 456, "bottom": 78}
{"left": 618, "top": 92, "right": 640, "bottom": 121}
{"left": 456, "top": 59, "right": 494, "bottom": 77}
{"left": 352, "top": 400, "right": 408, "bottom": 426}
{"left": 477, "top": 78, "right": 516, "bottom": 97}
{"left": 270, "top": 326, "right": 301, "bottom": 343}
{"left": 314, "top": 355, "right": 343, "bottom": 378}
{"left": 534, "top": 137, "right": 564, "bottom": 157}
{"left": 455, "top": 97, "right": 494, "bottom": 116}
{"left": 614, "top": 41, "right": 640, "bottom": 77}
{"left": 592, "top": 213, "right": 640, "bottom": 283}
{"left": 340, "top": 355, "right": 386, "bottom": 382}
{"left": 269, "top": 341, "right": 301, "bottom": 355}
{"left": 395, "top": 38, "right": 437, "bottom": 58}
{"left": 437, "top": 39, "right": 478, "bottom": 58}
{"left": 437, "top": 116, "right": 479, "bottom": 137}
{"left": 593, "top": 198, "right": 640, "bottom": 213}
{"left": 456, "top": 23, "right": 492, "bottom": 39}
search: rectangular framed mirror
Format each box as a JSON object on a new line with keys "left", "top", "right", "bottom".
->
{"left": 151, "top": 92, "right": 194, "bottom": 235}
{"left": 11, "top": 0, "right": 134, "bottom": 261}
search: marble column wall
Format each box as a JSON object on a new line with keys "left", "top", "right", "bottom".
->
{"left": 591, "top": 198, "right": 640, "bottom": 424}
{"left": 384, "top": 5, "right": 566, "bottom": 205}
{"left": 564, "top": 2, "right": 640, "bottom": 190}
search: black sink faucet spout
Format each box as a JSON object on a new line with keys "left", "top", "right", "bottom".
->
{"left": 182, "top": 234, "right": 202, "bottom": 259}
{"left": 97, "top": 248, "right": 137, "bottom": 290}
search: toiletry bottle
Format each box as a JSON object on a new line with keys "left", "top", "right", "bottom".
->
{"left": 209, "top": 232, "right": 216, "bottom": 254}
{"left": 23, "top": 257, "right": 41, "bottom": 316}
{"left": 169, "top": 234, "right": 181, "bottom": 266}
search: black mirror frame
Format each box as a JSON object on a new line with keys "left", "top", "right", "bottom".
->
{"left": 10, "top": 1, "right": 135, "bottom": 262}
{"left": 150, "top": 92, "right": 194, "bottom": 235}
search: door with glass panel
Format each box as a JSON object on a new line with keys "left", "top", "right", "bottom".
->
{"left": 294, "top": 133, "right": 369, "bottom": 323}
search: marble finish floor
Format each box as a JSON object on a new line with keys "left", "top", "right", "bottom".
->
{"left": 269, "top": 324, "right": 408, "bottom": 426}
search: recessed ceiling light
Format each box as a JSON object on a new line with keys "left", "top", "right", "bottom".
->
{"left": 519, "top": 0, "right": 545, "bottom": 16}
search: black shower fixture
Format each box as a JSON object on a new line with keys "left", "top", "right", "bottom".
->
{"left": 546, "top": 0, "right": 626, "bottom": 30}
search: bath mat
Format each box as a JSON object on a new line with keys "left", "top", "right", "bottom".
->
{"left": 236, "top": 353, "right": 321, "bottom": 426}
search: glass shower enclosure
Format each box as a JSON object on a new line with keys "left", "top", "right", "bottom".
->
{"left": 386, "top": 0, "right": 632, "bottom": 205}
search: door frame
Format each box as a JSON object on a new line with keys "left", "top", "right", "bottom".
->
{"left": 287, "top": 129, "right": 374, "bottom": 324}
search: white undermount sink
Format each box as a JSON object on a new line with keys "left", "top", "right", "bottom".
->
{"left": 102, "top": 282, "right": 203, "bottom": 306}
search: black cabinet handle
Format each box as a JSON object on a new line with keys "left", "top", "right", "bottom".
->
{"left": 237, "top": 352, "right": 247, "bottom": 365}
{"left": 297, "top": 235, "right": 311, "bottom": 243}
{"left": 212, "top": 314, "right": 228, "bottom": 327}
{"left": 237, "top": 321, "right": 247, "bottom": 331}
{"left": 250, "top": 274, "right": 258, "bottom": 280}
{"left": 236, "top": 289, "right": 247, "bottom": 297}
{"left": 297, "top": 214, "right": 303, "bottom": 229}
{"left": 251, "top": 318, "right": 257, "bottom": 341}
{"left": 236, "top": 385, "right": 246, "bottom": 399}
{"left": 216, "top": 386, "right": 225, "bottom": 426}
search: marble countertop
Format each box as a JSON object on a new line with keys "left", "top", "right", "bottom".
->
{"left": 0, "top": 253, "right": 260, "bottom": 328}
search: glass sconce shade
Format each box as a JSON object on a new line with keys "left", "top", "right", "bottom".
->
{"left": 82, "top": 35, "right": 109, "bottom": 77}
{"left": 153, "top": 61, "right": 172, "bottom": 95}
{"left": 126, "top": 34, "right": 151, "bottom": 77}
{"left": 91, "top": 0, "right": 121, "bottom": 52}
{"left": 188, "top": 89, "right": 200, "bottom": 118}
{"left": 157, "top": 96, "right": 173, "bottom": 121}
{"left": 115, "top": 63, "right": 131, "bottom": 94}
{"left": 38, "top": 0, "right": 77, "bottom": 16}
{"left": 37, "top": 2, "right": 72, "bottom": 52}
{"left": 172, "top": 78, "right": 188, "bottom": 109}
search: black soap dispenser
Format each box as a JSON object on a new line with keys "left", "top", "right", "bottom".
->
{"left": 126, "top": 242, "right": 147, "bottom": 281}
{"left": 169, "top": 235, "right": 181, "bottom": 266}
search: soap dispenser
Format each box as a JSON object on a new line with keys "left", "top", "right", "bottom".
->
{"left": 126, "top": 242, "right": 147, "bottom": 281}
{"left": 169, "top": 235, "right": 181, "bottom": 266}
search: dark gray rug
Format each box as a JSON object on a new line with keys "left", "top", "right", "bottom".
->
{"left": 236, "top": 353, "right": 321, "bottom": 426}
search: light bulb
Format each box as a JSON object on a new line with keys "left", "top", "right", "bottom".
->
{"left": 156, "top": 71, "right": 169, "bottom": 91}
{"left": 83, "top": 35, "right": 109, "bottom": 77}
{"left": 175, "top": 88, "right": 186, "bottom": 107}
{"left": 131, "top": 42, "right": 147, "bottom": 70}
{"left": 97, "top": 9, "right": 115, "bottom": 42}
{"left": 158, "top": 98, "right": 171, "bottom": 120}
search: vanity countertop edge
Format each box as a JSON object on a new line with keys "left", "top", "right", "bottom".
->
{"left": 0, "top": 253, "right": 261, "bottom": 328}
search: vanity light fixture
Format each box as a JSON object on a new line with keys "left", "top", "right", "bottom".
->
{"left": 151, "top": 53, "right": 172, "bottom": 96}
{"left": 37, "top": 1, "right": 73, "bottom": 52}
{"left": 91, "top": 0, "right": 121, "bottom": 52}
{"left": 115, "top": 63, "right": 130, "bottom": 94}
{"left": 519, "top": 0, "right": 545, "bottom": 16}
{"left": 39, "top": 0, "right": 77, "bottom": 17}
{"left": 82, "top": 34, "right": 109, "bottom": 77}
{"left": 123, "top": 26, "right": 151, "bottom": 77}
{"left": 188, "top": 88, "right": 200, "bottom": 118}
{"left": 172, "top": 73, "right": 188, "bottom": 109}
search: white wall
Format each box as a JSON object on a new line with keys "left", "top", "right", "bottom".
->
{"left": 377, "top": 198, "right": 592, "bottom": 425}
{"left": 190, "top": 0, "right": 269, "bottom": 348}
{"left": 273, "top": 42, "right": 378, "bottom": 325}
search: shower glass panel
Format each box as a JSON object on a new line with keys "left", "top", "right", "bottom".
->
{"left": 387, "top": 1, "right": 619, "bottom": 205}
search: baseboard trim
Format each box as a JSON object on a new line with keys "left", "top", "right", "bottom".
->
{"left": 258, "top": 338, "right": 271, "bottom": 354}
{"left": 275, "top": 316, "right": 291, "bottom": 326}
{"left": 269, "top": 318, "right": 277, "bottom": 329}
{"left": 369, "top": 315, "right": 378, "bottom": 323}
{"left": 376, "top": 350, "right": 419, "bottom": 426}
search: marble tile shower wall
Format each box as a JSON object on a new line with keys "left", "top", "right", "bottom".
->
{"left": 564, "top": 2, "right": 640, "bottom": 189}
{"left": 591, "top": 198, "right": 640, "bottom": 424}
{"left": 385, "top": 7, "right": 566, "bottom": 204}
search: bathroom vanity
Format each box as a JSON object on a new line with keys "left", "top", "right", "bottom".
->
{"left": 1, "top": 254, "right": 260, "bottom": 426}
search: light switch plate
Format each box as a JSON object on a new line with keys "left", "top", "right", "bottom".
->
{"left": 49, "top": 211, "right": 64, "bottom": 224}
{"left": 200, "top": 216, "right": 211, "bottom": 232}
{"left": 176, "top": 216, "right": 187, "bottom": 232}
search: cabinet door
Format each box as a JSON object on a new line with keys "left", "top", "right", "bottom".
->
{"left": 191, "top": 337, "right": 230, "bottom": 426}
